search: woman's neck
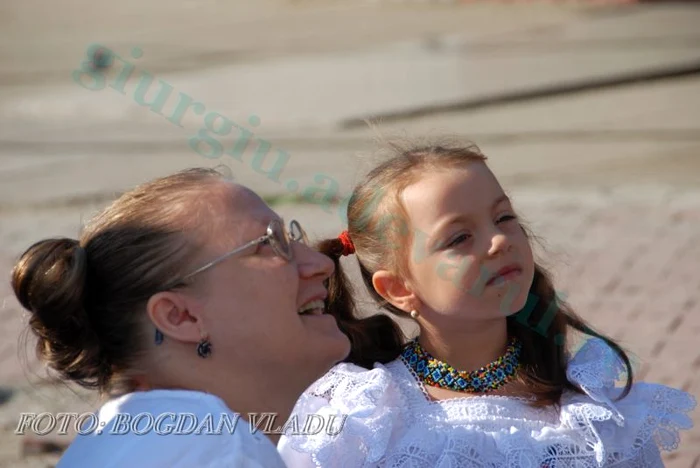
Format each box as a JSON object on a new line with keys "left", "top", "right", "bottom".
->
{"left": 142, "top": 360, "right": 299, "bottom": 445}
{"left": 197, "top": 379, "right": 297, "bottom": 445}
{"left": 418, "top": 318, "right": 509, "bottom": 372}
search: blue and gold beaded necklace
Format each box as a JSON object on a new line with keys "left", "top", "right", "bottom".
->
{"left": 401, "top": 337, "right": 522, "bottom": 393}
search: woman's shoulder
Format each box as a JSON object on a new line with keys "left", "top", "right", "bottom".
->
{"left": 57, "top": 389, "right": 286, "bottom": 468}
{"left": 104, "top": 388, "right": 234, "bottom": 414}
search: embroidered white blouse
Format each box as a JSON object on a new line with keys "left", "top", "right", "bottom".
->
{"left": 278, "top": 338, "right": 696, "bottom": 467}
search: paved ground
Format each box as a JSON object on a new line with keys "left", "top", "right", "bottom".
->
{"left": 0, "top": 1, "right": 698, "bottom": 466}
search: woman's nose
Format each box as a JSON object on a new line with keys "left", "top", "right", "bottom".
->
{"left": 295, "top": 242, "right": 335, "bottom": 280}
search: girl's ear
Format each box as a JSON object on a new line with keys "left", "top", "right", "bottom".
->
{"left": 372, "top": 270, "right": 417, "bottom": 315}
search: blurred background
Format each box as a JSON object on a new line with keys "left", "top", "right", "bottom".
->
{"left": 1, "top": 0, "right": 699, "bottom": 466}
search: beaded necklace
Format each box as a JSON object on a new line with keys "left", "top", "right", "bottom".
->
{"left": 401, "top": 337, "right": 522, "bottom": 393}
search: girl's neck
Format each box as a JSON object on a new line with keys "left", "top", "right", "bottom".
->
{"left": 418, "top": 318, "right": 509, "bottom": 372}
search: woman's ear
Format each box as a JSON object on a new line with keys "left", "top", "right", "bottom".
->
{"left": 146, "top": 292, "right": 201, "bottom": 344}
{"left": 372, "top": 270, "right": 417, "bottom": 314}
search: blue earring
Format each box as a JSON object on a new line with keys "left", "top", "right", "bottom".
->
{"left": 155, "top": 329, "right": 164, "bottom": 345}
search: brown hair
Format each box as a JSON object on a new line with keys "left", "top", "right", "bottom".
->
{"left": 11, "top": 167, "right": 226, "bottom": 395}
{"left": 319, "top": 140, "right": 633, "bottom": 407}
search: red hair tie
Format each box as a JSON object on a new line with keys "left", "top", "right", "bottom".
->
{"left": 338, "top": 230, "right": 355, "bottom": 256}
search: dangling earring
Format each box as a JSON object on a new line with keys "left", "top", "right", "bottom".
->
{"left": 410, "top": 309, "right": 419, "bottom": 319}
{"left": 197, "top": 333, "right": 212, "bottom": 358}
{"left": 154, "top": 329, "right": 164, "bottom": 345}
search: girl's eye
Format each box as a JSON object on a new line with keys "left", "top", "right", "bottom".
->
{"left": 447, "top": 233, "right": 470, "bottom": 248}
{"left": 497, "top": 214, "right": 517, "bottom": 224}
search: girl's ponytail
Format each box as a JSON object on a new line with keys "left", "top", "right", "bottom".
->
{"left": 317, "top": 236, "right": 405, "bottom": 369}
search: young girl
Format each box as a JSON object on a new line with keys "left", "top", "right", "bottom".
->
{"left": 278, "top": 141, "right": 696, "bottom": 467}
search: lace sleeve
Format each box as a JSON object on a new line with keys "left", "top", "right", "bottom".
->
{"left": 607, "top": 439, "right": 664, "bottom": 467}
{"left": 566, "top": 337, "right": 629, "bottom": 423}
{"left": 278, "top": 363, "right": 403, "bottom": 468}
{"left": 565, "top": 337, "right": 697, "bottom": 465}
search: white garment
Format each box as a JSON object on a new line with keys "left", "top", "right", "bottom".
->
{"left": 278, "top": 338, "right": 696, "bottom": 468}
{"left": 58, "top": 389, "right": 286, "bottom": 468}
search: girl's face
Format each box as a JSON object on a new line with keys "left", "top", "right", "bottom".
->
{"left": 397, "top": 162, "right": 535, "bottom": 323}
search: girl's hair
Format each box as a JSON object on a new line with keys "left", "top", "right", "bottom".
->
{"left": 318, "top": 140, "right": 633, "bottom": 407}
{"left": 11, "top": 167, "right": 226, "bottom": 395}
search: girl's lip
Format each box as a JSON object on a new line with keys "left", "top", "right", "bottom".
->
{"left": 487, "top": 265, "right": 522, "bottom": 286}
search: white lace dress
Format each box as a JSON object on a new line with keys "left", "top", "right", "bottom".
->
{"left": 278, "top": 338, "right": 696, "bottom": 468}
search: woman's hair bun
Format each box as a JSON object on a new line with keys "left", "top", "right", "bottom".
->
{"left": 12, "top": 238, "right": 109, "bottom": 388}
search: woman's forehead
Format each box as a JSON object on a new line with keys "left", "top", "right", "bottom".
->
{"left": 203, "top": 182, "right": 281, "bottom": 243}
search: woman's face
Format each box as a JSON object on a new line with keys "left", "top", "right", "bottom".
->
{"left": 188, "top": 183, "right": 350, "bottom": 389}
{"left": 400, "top": 163, "right": 535, "bottom": 324}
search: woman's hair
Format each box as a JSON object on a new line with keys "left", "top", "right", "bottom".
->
{"left": 11, "top": 167, "right": 226, "bottom": 395}
{"left": 319, "top": 140, "right": 634, "bottom": 407}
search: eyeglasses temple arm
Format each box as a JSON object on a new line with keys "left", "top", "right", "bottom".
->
{"left": 181, "top": 234, "right": 270, "bottom": 280}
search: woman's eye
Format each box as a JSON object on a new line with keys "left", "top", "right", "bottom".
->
{"left": 255, "top": 238, "right": 271, "bottom": 254}
{"left": 447, "top": 234, "right": 470, "bottom": 248}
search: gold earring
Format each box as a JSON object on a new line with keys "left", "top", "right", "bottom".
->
{"left": 410, "top": 309, "right": 419, "bottom": 319}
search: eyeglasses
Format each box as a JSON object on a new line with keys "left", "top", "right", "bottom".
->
{"left": 181, "top": 219, "right": 308, "bottom": 281}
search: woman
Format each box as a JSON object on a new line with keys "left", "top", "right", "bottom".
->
{"left": 11, "top": 167, "right": 350, "bottom": 467}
